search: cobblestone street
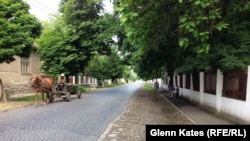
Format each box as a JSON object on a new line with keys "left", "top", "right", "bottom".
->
{"left": 0, "top": 83, "right": 142, "bottom": 141}
{"left": 99, "top": 87, "right": 193, "bottom": 141}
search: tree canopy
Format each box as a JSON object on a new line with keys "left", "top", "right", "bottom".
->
{"left": 85, "top": 50, "right": 125, "bottom": 82}
{"left": 0, "top": 0, "right": 42, "bottom": 63}
{"left": 37, "top": 0, "right": 112, "bottom": 76}
{"left": 35, "top": 0, "right": 250, "bottom": 81}
{"left": 114, "top": 0, "right": 250, "bottom": 80}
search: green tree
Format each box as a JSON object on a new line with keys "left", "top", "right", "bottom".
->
{"left": 37, "top": 17, "right": 69, "bottom": 76}
{"left": 85, "top": 50, "right": 125, "bottom": 85}
{"left": 216, "top": 1, "right": 250, "bottom": 72}
{"left": 114, "top": 0, "right": 182, "bottom": 80}
{"left": 85, "top": 55, "right": 108, "bottom": 82}
{"left": 37, "top": 0, "right": 111, "bottom": 77}
{"left": 114, "top": 0, "right": 250, "bottom": 78}
{"left": 123, "top": 65, "right": 137, "bottom": 82}
{"left": 0, "top": 0, "right": 42, "bottom": 102}
{"left": 176, "top": 0, "right": 250, "bottom": 73}
{"left": 178, "top": 0, "right": 229, "bottom": 54}
{"left": 0, "top": 0, "right": 42, "bottom": 63}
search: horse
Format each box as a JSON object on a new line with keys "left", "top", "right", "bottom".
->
{"left": 30, "top": 74, "right": 53, "bottom": 107}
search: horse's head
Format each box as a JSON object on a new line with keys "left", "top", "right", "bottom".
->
{"left": 30, "top": 74, "right": 41, "bottom": 87}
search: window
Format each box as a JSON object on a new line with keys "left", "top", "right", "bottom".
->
{"left": 21, "top": 57, "right": 29, "bottom": 73}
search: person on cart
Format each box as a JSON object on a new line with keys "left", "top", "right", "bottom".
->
{"left": 57, "top": 73, "right": 66, "bottom": 91}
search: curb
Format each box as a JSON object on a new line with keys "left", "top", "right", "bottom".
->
{"left": 97, "top": 90, "right": 136, "bottom": 141}
{"left": 156, "top": 90, "right": 197, "bottom": 125}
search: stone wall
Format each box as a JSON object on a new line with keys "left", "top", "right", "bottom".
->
{"left": 3, "top": 83, "right": 33, "bottom": 97}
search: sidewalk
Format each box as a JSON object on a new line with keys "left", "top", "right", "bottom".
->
{"left": 157, "top": 88, "right": 236, "bottom": 125}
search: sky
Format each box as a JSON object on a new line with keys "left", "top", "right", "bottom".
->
{"left": 24, "top": 0, "right": 114, "bottom": 21}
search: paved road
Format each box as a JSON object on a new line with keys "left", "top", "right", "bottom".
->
{"left": 0, "top": 82, "right": 143, "bottom": 141}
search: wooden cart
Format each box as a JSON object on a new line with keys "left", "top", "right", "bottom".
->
{"left": 47, "top": 83, "right": 82, "bottom": 102}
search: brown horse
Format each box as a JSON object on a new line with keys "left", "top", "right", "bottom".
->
{"left": 30, "top": 74, "right": 53, "bottom": 107}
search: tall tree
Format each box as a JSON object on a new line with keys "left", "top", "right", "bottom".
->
{"left": 0, "top": 0, "right": 41, "bottom": 63}
{"left": 37, "top": 0, "right": 111, "bottom": 77}
{"left": 177, "top": 0, "right": 250, "bottom": 73}
{"left": 0, "top": 0, "right": 42, "bottom": 102}
{"left": 37, "top": 17, "right": 69, "bottom": 76}
{"left": 114, "top": 0, "right": 250, "bottom": 78}
{"left": 178, "top": 0, "right": 229, "bottom": 54}
{"left": 114, "top": 0, "right": 181, "bottom": 80}
{"left": 85, "top": 51, "right": 125, "bottom": 84}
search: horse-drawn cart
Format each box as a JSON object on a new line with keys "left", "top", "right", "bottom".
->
{"left": 30, "top": 74, "right": 82, "bottom": 107}
{"left": 47, "top": 83, "right": 82, "bottom": 102}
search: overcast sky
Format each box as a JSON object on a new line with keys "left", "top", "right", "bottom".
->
{"left": 24, "top": 0, "right": 113, "bottom": 21}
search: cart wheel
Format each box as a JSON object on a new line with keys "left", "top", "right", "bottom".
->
{"left": 65, "top": 92, "right": 71, "bottom": 102}
{"left": 77, "top": 91, "right": 81, "bottom": 99}
{"left": 48, "top": 93, "right": 54, "bottom": 102}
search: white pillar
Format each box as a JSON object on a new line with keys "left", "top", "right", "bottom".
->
{"left": 157, "top": 78, "right": 161, "bottom": 88}
{"left": 88, "top": 76, "right": 91, "bottom": 84}
{"left": 83, "top": 76, "right": 86, "bottom": 84}
{"left": 78, "top": 76, "right": 81, "bottom": 84}
{"left": 216, "top": 69, "right": 223, "bottom": 113}
{"left": 160, "top": 78, "right": 164, "bottom": 89}
{"left": 72, "top": 76, "right": 75, "bottom": 84}
{"left": 245, "top": 65, "right": 250, "bottom": 122}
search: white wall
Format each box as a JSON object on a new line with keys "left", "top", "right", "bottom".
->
{"left": 162, "top": 66, "right": 250, "bottom": 123}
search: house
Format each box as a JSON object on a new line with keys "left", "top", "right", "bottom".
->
{"left": 0, "top": 54, "right": 41, "bottom": 96}
{"left": 0, "top": 53, "right": 100, "bottom": 98}
{"left": 161, "top": 66, "right": 250, "bottom": 123}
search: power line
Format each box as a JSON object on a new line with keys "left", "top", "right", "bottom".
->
{"left": 34, "top": 0, "right": 58, "bottom": 14}
{"left": 24, "top": 0, "right": 60, "bottom": 21}
{"left": 27, "top": 0, "right": 54, "bottom": 15}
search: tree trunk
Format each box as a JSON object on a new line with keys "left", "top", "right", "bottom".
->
{"left": 0, "top": 79, "right": 7, "bottom": 102}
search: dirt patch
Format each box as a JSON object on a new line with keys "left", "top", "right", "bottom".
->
{"left": 0, "top": 93, "right": 35, "bottom": 112}
{"left": 0, "top": 101, "right": 33, "bottom": 112}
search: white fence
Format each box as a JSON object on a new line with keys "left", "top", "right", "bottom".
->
{"left": 161, "top": 66, "right": 250, "bottom": 123}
